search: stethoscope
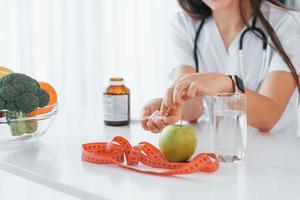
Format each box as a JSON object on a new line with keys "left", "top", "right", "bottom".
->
{"left": 194, "top": 16, "right": 268, "bottom": 90}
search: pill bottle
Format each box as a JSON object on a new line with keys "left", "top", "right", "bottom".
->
{"left": 103, "top": 77, "right": 130, "bottom": 126}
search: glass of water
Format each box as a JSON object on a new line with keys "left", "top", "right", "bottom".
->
{"left": 209, "top": 93, "right": 247, "bottom": 163}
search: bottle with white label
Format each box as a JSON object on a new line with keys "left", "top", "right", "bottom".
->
{"left": 103, "top": 77, "right": 130, "bottom": 126}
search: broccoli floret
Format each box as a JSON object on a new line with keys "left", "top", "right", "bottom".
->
{"left": 6, "top": 112, "right": 28, "bottom": 136}
{"left": 0, "top": 99, "right": 5, "bottom": 110}
{"left": 5, "top": 102, "right": 18, "bottom": 112}
{"left": 0, "top": 73, "right": 49, "bottom": 136}
{"left": 0, "top": 73, "right": 49, "bottom": 113}
{"left": 17, "top": 92, "right": 40, "bottom": 113}
{"left": 0, "top": 84, "right": 18, "bottom": 102}
{"left": 1, "top": 73, "right": 39, "bottom": 94}
{"left": 38, "top": 89, "right": 50, "bottom": 107}
{"left": 25, "top": 120, "right": 38, "bottom": 134}
{"left": 6, "top": 111, "right": 38, "bottom": 136}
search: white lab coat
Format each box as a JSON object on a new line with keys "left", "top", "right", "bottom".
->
{"left": 169, "top": 1, "right": 300, "bottom": 133}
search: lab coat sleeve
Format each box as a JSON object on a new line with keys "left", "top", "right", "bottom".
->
{"left": 168, "top": 12, "right": 195, "bottom": 79}
{"left": 268, "top": 12, "right": 300, "bottom": 74}
{"left": 268, "top": 35, "right": 300, "bottom": 133}
{"left": 268, "top": 35, "right": 300, "bottom": 73}
{"left": 268, "top": 13, "right": 300, "bottom": 133}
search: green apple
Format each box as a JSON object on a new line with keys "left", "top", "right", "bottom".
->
{"left": 159, "top": 125, "right": 197, "bottom": 162}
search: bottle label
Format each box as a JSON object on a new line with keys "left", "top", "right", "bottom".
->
{"left": 103, "top": 94, "right": 129, "bottom": 121}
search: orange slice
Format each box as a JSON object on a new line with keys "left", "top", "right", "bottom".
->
{"left": 29, "top": 81, "right": 58, "bottom": 116}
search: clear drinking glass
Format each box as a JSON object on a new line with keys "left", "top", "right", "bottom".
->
{"left": 209, "top": 93, "right": 247, "bottom": 162}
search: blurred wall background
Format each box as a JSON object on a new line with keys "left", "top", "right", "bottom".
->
{"left": 0, "top": 0, "right": 299, "bottom": 115}
{"left": 0, "top": 0, "right": 180, "bottom": 114}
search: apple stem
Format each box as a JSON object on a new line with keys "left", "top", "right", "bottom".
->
{"left": 180, "top": 115, "right": 184, "bottom": 127}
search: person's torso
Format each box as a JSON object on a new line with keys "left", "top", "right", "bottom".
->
{"left": 177, "top": 2, "right": 300, "bottom": 133}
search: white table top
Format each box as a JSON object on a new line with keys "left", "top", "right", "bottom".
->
{"left": 0, "top": 170, "right": 78, "bottom": 200}
{"left": 1, "top": 108, "right": 300, "bottom": 200}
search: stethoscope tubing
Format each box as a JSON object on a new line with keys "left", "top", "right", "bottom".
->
{"left": 194, "top": 16, "right": 268, "bottom": 90}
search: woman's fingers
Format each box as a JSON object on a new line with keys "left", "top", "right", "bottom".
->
{"left": 160, "top": 98, "right": 168, "bottom": 116}
{"left": 163, "top": 114, "right": 179, "bottom": 125}
{"left": 173, "top": 81, "right": 190, "bottom": 104}
{"left": 153, "top": 118, "right": 167, "bottom": 131}
{"left": 143, "top": 110, "right": 167, "bottom": 133}
{"left": 161, "top": 82, "right": 190, "bottom": 116}
{"left": 141, "top": 117, "right": 149, "bottom": 130}
{"left": 164, "top": 86, "right": 176, "bottom": 109}
{"left": 160, "top": 86, "right": 176, "bottom": 117}
{"left": 141, "top": 106, "right": 151, "bottom": 118}
{"left": 146, "top": 119, "right": 161, "bottom": 133}
{"left": 140, "top": 106, "right": 151, "bottom": 130}
{"left": 163, "top": 83, "right": 185, "bottom": 111}
{"left": 186, "top": 82, "right": 200, "bottom": 98}
{"left": 163, "top": 107, "right": 181, "bottom": 124}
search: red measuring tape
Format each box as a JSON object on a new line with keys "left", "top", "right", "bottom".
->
{"left": 82, "top": 136, "right": 220, "bottom": 176}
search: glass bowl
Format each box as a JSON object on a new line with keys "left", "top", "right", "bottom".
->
{"left": 0, "top": 103, "right": 58, "bottom": 149}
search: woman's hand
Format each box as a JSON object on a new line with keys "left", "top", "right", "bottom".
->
{"left": 141, "top": 98, "right": 164, "bottom": 133}
{"left": 161, "top": 72, "right": 233, "bottom": 114}
{"left": 141, "top": 98, "right": 183, "bottom": 133}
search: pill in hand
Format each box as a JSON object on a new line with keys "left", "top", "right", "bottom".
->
{"left": 147, "top": 111, "right": 163, "bottom": 120}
